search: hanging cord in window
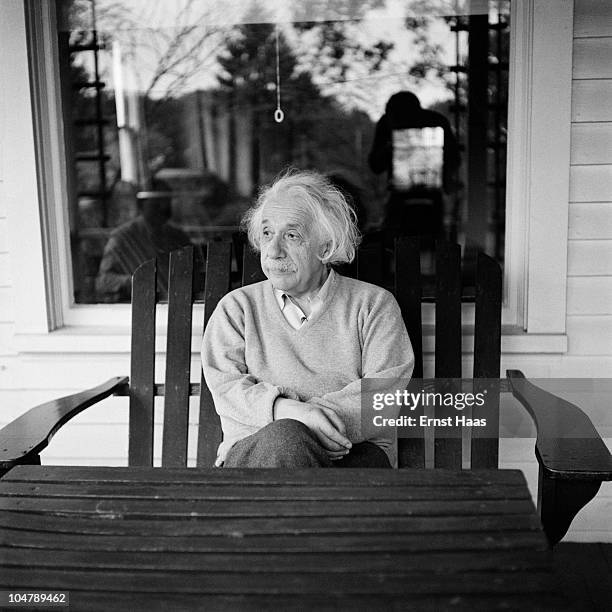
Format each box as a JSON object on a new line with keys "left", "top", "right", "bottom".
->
{"left": 274, "top": 26, "right": 284, "bottom": 123}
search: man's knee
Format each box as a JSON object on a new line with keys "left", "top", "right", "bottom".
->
{"left": 251, "top": 419, "right": 325, "bottom": 466}
{"left": 261, "top": 418, "right": 313, "bottom": 444}
{"left": 224, "top": 419, "right": 330, "bottom": 468}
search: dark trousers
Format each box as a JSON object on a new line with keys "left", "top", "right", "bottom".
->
{"left": 223, "top": 419, "right": 391, "bottom": 468}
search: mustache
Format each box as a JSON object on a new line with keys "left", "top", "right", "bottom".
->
{"left": 264, "top": 260, "right": 297, "bottom": 273}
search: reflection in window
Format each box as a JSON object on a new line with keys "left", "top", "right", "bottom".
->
{"left": 392, "top": 127, "right": 445, "bottom": 190}
{"left": 57, "top": 0, "right": 510, "bottom": 302}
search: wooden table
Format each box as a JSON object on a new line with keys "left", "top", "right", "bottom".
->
{"left": 0, "top": 466, "right": 567, "bottom": 611}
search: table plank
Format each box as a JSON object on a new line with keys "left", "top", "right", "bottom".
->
{"left": 0, "top": 510, "right": 543, "bottom": 536}
{"left": 0, "top": 547, "right": 553, "bottom": 573}
{"left": 2, "top": 466, "right": 528, "bottom": 486}
{"left": 0, "top": 529, "right": 548, "bottom": 553}
{"left": 0, "top": 497, "right": 537, "bottom": 517}
{"left": 1, "top": 567, "right": 559, "bottom": 596}
{"left": 0, "top": 482, "right": 530, "bottom": 501}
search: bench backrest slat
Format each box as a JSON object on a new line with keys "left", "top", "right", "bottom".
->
{"left": 473, "top": 252, "right": 502, "bottom": 379}
{"left": 395, "top": 237, "right": 425, "bottom": 468}
{"left": 129, "top": 258, "right": 157, "bottom": 467}
{"left": 356, "top": 235, "right": 385, "bottom": 285}
{"left": 432, "top": 242, "right": 462, "bottom": 469}
{"left": 161, "top": 247, "right": 195, "bottom": 467}
{"left": 394, "top": 237, "right": 423, "bottom": 379}
{"left": 471, "top": 252, "right": 502, "bottom": 468}
{"left": 242, "top": 246, "right": 266, "bottom": 286}
{"left": 197, "top": 241, "right": 232, "bottom": 467}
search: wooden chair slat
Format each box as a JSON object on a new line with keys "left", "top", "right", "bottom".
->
{"left": 395, "top": 237, "right": 425, "bottom": 468}
{"left": 471, "top": 252, "right": 502, "bottom": 469}
{"left": 339, "top": 257, "right": 358, "bottom": 279}
{"left": 242, "top": 246, "right": 266, "bottom": 286}
{"left": 356, "top": 236, "right": 385, "bottom": 286}
{"left": 129, "top": 258, "right": 157, "bottom": 467}
{"left": 434, "top": 241, "right": 462, "bottom": 378}
{"left": 434, "top": 242, "right": 462, "bottom": 469}
{"left": 473, "top": 252, "right": 502, "bottom": 379}
{"left": 394, "top": 237, "right": 423, "bottom": 379}
{"left": 197, "top": 241, "right": 232, "bottom": 467}
{"left": 161, "top": 247, "right": 194, "bottom": 468}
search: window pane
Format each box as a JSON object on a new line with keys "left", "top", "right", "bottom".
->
{"left": 57, "top": 0, "right": 510, "bottom": 303}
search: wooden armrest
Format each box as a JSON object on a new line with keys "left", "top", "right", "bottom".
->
{"left": 0, "top": 376, "right": 129, "bottom": 472}
{"left": 506, "top": 370, "right": 612, "bottom": 480}
{"left": 507, "top": 370, "right": 612, "bottom": 544}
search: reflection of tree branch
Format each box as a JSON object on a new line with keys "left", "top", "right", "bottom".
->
{"left": 142, "top": 0, "right": 224, "bottom": 100}
{"left": 95, "top": 0, "right": 224, "bottom": 101}
{"left": 147, "top": 40, "right": 222, "bottom": 103}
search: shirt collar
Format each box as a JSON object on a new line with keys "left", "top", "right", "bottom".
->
{"left": 273, "top": 268, "right": 335, "bottom": 319}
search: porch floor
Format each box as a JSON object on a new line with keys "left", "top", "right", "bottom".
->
{"left": 553, "top": 543, "right": 612, "bottom": 610}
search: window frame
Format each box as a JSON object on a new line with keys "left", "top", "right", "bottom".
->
{"left": 5, "top": 0, "right": 572, "bottom": 351}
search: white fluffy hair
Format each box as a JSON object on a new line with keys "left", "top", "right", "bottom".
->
{"left": 241, "top": 169, "right": 361, "bottom": 265}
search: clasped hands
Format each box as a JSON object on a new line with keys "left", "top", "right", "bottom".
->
{"left": 273, "top": 397, "right": 352, "bottom": 460}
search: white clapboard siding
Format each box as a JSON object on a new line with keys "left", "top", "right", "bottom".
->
{"left": 0, "top": 287, "right": 15, "bottom": 323}
{"left": 0, "top": 389, "right": 203, "bottom": 427}
{"left": 569, "top": 165, "right": 612, "bottom": 202}
{"left": 566, "top": 316, "right": 612, "bottom": 355}
{"left": 574, "top": 0, "right": 612, "bottom": 37}
{"left": 0, "top": 218, "right": 8, "bottom": 254}
{"left": 573, "top": 38, "right": 612, "bottom": 79}
{"left": 0, "top": 387, "right": 90, "bottom": 422}
{"left": 41, "top": 418, "right": 202, "bottom": 468}
{"left": 41, "top": 423, "right": 129, "bottom": 462}
{"left": 570, "top": 124, "right": 612, "bottom": 165}
{"left": 0, "top": 253, "right": 11, "bottom": 286}
{"left": 572, "top": 80, "right": 612, "bottom": 122}
{"left": 2, "top": 394, "right": 128, "bottom": 427}
{"left": 567, "top": 3, "right": 612, "bottom": 541}
{"left": 569, "top": 203, "right": 612, "bottom": 238}
{"left": 504, "top": 355, "right": 612, "bottom": 378}
{"left": 2, "top": 354, "right": 132, "bottom": 390}
{"left": 568, "top": 240, "right": 612, "bottom": 275}
{"left": 567, "top": 277, "right": 612, "bottom": 315}
{"left": 0, "top": 352, "right": 202, "bottom": 394}
{"left": 0, "top": 322, "right": 15, "bottom": 356}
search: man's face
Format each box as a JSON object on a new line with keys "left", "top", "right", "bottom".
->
{"left": 259, "top": 200, "right": 327, "bottom": 298}
{"left": 141, "top": 197, "right": 171, "bottom": 228}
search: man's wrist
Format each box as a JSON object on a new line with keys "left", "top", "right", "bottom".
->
{"left": 273, "top": 396, "right": 290, "bottom": 420}
{"left": 273, "top": 397, "right": 306, "bottom": 421}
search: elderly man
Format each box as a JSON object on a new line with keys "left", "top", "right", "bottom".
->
{"left": 202, "top": 170, "right": 414, "bottom": 468}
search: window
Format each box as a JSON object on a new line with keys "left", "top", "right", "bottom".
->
{"left": 8, "top": 0, "right": 571, "bottom": 344}
{"left": 56, "top": 0, "right": 510, "bottom": 303}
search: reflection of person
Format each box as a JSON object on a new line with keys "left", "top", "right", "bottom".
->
{"left": 201, "top": 170, "right": 414, "bottom": 468}
{"left": 369, "top": 91, "right": 459, "bottom": 238}
{"left": 95, "top": 180, "right": 201, "bottom": 302}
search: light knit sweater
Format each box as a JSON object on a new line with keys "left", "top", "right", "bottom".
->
{"left": 201, "top": 270, "right": 414, "bottom": 465}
